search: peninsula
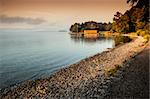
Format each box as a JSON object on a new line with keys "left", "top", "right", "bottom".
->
{"left": 0, "top": 0, "right": 149, "bottom": 98}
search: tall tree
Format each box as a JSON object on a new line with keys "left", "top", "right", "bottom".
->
{"left": 127, "top": 0, "right": 139, "bottom": 6}
{"left": 127, "top": 0, "right": 149, "bottom": 7}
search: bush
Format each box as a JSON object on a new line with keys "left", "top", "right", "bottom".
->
{"left": 105, "top": 65, "right": 121, "bottom": 77}
{"left": 143, "top": 34, "right": 150, "bottom": 41}
{"left": 136, "top": 30, "right": 146, "bottom": 36}
{"left": 136, "top": 21, "right": 145, "bottom": 30}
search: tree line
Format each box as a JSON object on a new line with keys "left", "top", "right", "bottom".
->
{"left": 70, "top": 0, "right": 149, "bottom": 35}
{"left": 70, "top": 21, "right": 112, "bottom": 33}
{"left": 111, "top": 0, "right": 149, "bottom": 33}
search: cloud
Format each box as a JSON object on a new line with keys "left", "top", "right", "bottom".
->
{"left": 0, "top": 14, "right": 46, "bottom": 25}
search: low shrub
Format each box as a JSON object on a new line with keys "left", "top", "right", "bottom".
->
{"left": 143, "top": 34, "right": 150, "bottom": 42}
{"left": 105, "top": 65, "right": 121, "bottom": 77}
{"left": 136, "top": 29, "right": 147, "bottom": 36}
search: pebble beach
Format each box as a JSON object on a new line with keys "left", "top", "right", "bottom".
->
{"left": 0, "top": 37, "right": 148, "bottom": 98}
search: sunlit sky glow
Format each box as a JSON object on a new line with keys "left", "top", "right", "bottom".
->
{"left": 0, "top": 0, "right": 131, "bottom": 30}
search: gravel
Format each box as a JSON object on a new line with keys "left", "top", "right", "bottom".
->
{"left": 104, "top": 42, "right": 149, "bottom": 99}
{"left": 0, "top": 37, "right": 147, "bottom": 98}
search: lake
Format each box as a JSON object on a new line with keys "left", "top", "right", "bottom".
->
{"left": 0, "top": 29, "right": 115, "bottom": 89}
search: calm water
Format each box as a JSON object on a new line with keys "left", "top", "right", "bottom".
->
{"left": 0, "top": 29, "right": 115, "bottom": 89}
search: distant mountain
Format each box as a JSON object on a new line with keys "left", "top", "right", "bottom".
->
{"left": 58, "top": 30, "right": 67, "bottom": 32}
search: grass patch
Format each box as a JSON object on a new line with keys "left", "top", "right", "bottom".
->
{"left": 105, "top": 65, "right": 122, "bottom": 77}
{"left": 136, "top": 30, "right": 146, "bottom": 36}
{"left": 143, "top": 34, "right": 150, "bottom": 43}
{"left": 128, "top": 32, "right": 138, "bottom": 39}
{"left": 128, "top": 30, "right": 150, "bottom": 43}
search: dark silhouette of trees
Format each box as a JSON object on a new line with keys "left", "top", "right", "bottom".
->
{"left": 70, "top": 0, "right": 149, "bottom": 34}
{"left": 111, "top": 0, "right": 149, "bottom": 33}
{"left": 127, "top": 0, "right": 138, "bottom": 6}
{"left": 70, "top": 23, "right": 81, "bottom": 32}
{"left": 70, "top": 21, "right": 112, "bottom": 33}
{"left": 113, "top": 12, "right": 122, "bottom": 21}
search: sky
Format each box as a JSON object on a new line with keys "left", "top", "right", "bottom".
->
{"left": 0, "top": 0, "right": 131, "bottom": 30}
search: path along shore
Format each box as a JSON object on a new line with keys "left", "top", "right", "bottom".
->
{"left": 104, "top": 39, "right": 149, "bottom": 99}
{"left": 0, "top": 37, "right": 148, "bottom": 98}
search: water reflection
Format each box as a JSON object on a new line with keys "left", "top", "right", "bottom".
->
{"left": 0, "top": 31, "right": 115, "bottom": 89}
{"left": 70, "top": 33, "right": 132, "bottom": 46}
{"left": 70, "top": 34, "right": 112, "bottom": 44}
{"left": 0, "top": 31, "right": 131, "bottom": 89}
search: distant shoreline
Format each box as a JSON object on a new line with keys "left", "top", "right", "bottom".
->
{"left": 0, "top": 36, "right": 147, "bottom": 98}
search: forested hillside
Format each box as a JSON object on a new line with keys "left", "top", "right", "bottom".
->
{"left": 111, "top": 0, "right": 149, "bottom": 34}
{"left": 70, "top": 21, "right": 112, "bottom": 32}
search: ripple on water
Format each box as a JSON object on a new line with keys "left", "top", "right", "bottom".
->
{"left": 0, "top": 31, "right": 115, "bottom": 89}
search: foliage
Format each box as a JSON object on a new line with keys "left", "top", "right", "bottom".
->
{"left": 136, "top": 21, "right": 145, "bottom": 30}
{"left": 83, "top": 21, "right": 99, "bottom": 30}
{"left": 143, "top": 34, "right": 150, "bottom": 41}
{"left": 136, "top": 29, "right": 146, "bottom": 36}
{"left": 70, "top": 0, "right": 149, "bottom": 34}
{"left": 127, "top": 0, "right": 138, "bottom": 6}
{"left": 111, "top": 0, "right": 149, "bottom": 34}
{"left": 70, "top": 23, "right": 81, "bottom": 32}
{"left": 112, "top": 12, "right": 132, "bottom": 33}
{"left": 70, "top": 21, "right": 112, "bottom": 33}
{"left": 105, "top": 65, "right": 121, "bottom": 77}
{"left": 114, "top": 36, "right": 132, "bottom": 46}
{"left": 136, "top": 29, "right": 150, "bottom": 42}
{"left": 143, "top": 24, "right": 149, "bottom": 34}
{"left": 104, "top": 22, "right": 112, "bottom": 31}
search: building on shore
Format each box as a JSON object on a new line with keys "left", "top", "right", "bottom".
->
{"left": 83, "top": 30, "right": 99, "bottom": 38}
{"left": 83, "top": 30, "right": 98, "bottom": 34}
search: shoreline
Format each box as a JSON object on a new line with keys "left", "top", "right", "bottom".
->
{"left": 0, "top": 37, "right": 148, "bottom": 98}
{"left": 104, "top": 41, "right": 149, "bottom": 98}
